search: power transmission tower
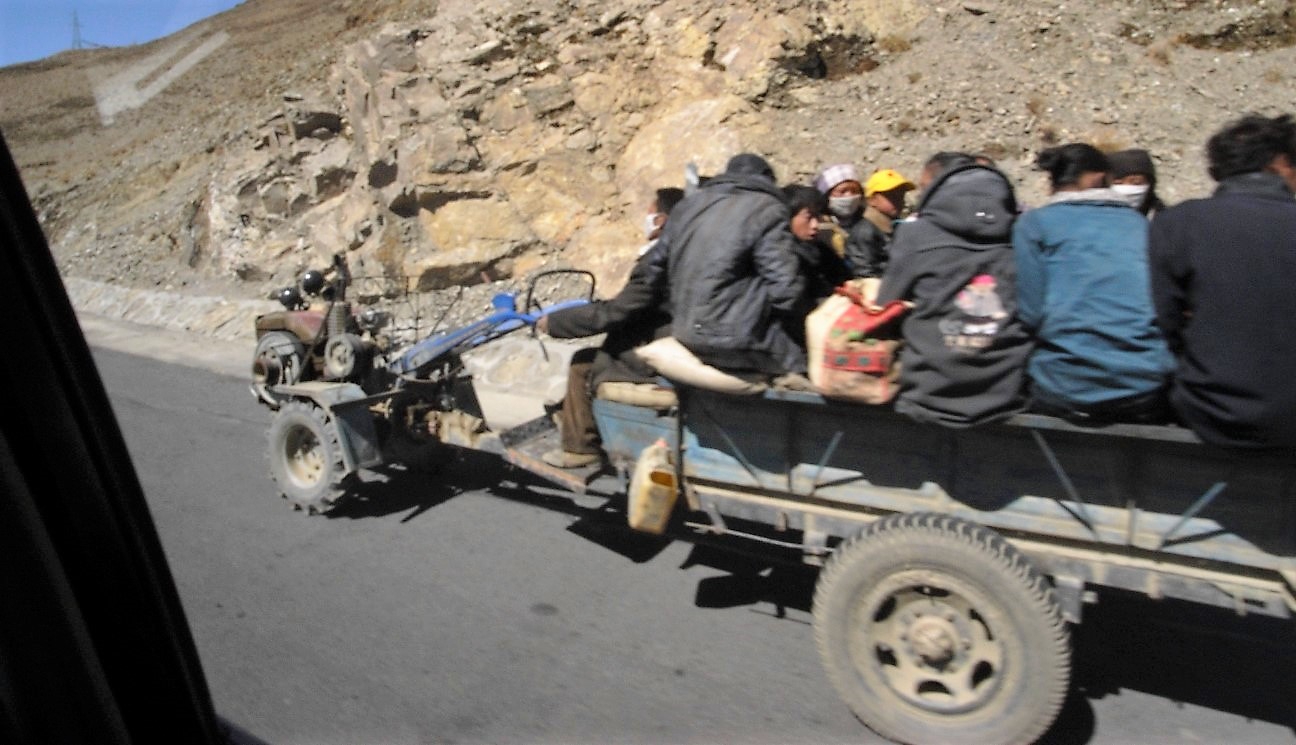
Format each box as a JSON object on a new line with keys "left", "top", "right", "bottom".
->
{"left": 72, "top": 10, "right": 104, "bottom": 50}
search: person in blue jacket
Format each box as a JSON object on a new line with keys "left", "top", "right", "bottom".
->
{"left": 1012, "top": 143, "right": 1173, "bottom": 423}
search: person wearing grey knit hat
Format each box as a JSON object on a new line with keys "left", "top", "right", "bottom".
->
{"left": 1108, "top": 148, "right": 1168, "bottom": 217}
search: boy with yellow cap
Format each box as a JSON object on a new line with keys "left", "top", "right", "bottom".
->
{"left": 856, "top": 168, "right": 916, "bottom": 277}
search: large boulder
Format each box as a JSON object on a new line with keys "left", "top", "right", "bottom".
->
{"left": 404, "top": 196, "right": 537, "bottom": 290}
{"left": 616, "top": 96, "right": 751, "bottom": 213}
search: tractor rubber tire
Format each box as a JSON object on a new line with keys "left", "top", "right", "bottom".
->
{"left": 267, "top": 400, "right": 346, "bottom": 514}
{"left": 813, "top": 513, "right": 1070, "bottom": 745}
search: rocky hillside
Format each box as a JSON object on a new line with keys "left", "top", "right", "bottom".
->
{"left": 3, "top": 0, "right": 1295, "bottom": 319}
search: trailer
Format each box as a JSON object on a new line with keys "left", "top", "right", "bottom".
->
{"left": 595, "top": 386, "right": 1296, "bottom": 743}
{"left": 255, "top": 279, "right": 1296, "bottom": 745}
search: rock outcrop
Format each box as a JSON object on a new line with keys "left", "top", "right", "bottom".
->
{"left": 199, "top": 0, "right": 920, "bottom": 295}
{"left": 4, "top": 0, "right": 1296, "bottom": 328}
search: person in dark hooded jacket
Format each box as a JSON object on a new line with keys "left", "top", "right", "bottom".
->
{"left": 646, "top": 153, "right": 807, "bottom": 375}
{"left": 875, "top": 164, "right": 1031, "bottom": 427}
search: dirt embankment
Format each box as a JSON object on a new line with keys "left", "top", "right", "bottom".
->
{"left": 3, "top": 0, "right": 1295, "bottom": 335}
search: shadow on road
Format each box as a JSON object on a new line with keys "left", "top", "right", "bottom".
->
{"left": 683, "top": 541, "right": 816, "bottom": 618}
{"left": 324, "top": 451, "right": 1296, "bottom": 741}
{"left": 489, "top": 471, "right": 677, "bottom": 564}
{"left": 565, "top": 510, "right": 675, "bottom": 564}
{"left": 1041, "top": 590, "right": 1296, "bottom": 743}
{"left": 325, "top": 450, "right": 507, "bottom": 521}
{"left": 327, "top": 451, "right": 678, "bottom": 563}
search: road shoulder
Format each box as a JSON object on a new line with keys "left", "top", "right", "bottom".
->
{"left": 78, "top": 312, "right": 251, "bottom": 380}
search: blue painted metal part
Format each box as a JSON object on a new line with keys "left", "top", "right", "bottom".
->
{"left": 592, "top": 398, "right": 678, "bottom": 468}
{"left": 672, "top": 386, "right": 1296, "bottom": 576}
{"left": 389, "top": 296, "right": 588, "bottom": 376}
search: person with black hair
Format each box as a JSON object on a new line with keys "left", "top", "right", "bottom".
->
{"left": 1149, "top": 113, "right": 1296, "bottom": 448}
{"left": 639, "top": 187, "right": 685, "bottom": 255}
{"left": 648, "top": 153, "right": 807, "bottom": 376}
{"left": 916, "top": 151, "right": 977, "bottom": 193}
{"left": 1108, "top": 148, "right": 1168, "bottom": 217}
{"left": 783, "top": 184, "right": 851, "bottom": 305}
{"left": 1012, "top": 143, "right": 1172, "bottom": 423}
{"left": 536, "top": 186, "right": 683, "bottom": 468}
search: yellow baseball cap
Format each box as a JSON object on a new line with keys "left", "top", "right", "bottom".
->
{"left": 864, "top": 168, "right": 916, "bottom": 197}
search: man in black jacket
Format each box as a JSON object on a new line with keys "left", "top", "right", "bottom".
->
{"left": 1149, "top": 113, "right": 1296, "bottom": 448}
{"left": 537, "top": 188, "right": 684, "bottom": 468}
{"left": 650, "top": 153, "right": 806, "bottom": 375}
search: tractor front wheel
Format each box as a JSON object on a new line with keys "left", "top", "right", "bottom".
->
{"left": 267, "top": 400, "right": 346, "bottom": 514}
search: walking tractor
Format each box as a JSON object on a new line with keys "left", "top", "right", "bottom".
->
{"left": 252, "top": 258, "right": 1296, "bottom": 745}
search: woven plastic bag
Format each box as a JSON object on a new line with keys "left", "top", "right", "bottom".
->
{"left": 631, "top": 336, "right": 768, "bottom": 395}
{"left": 806, "top": 282, "right": 910, "bottom": 404}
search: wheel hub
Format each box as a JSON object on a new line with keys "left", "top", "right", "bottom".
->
{"left": 861, "top": 584, "right": 1005, "bottom": 715}
{"left": 908, "top": 614, "right": 959, "bottom": 667}
{"left": 283, "top": 425, "right": 324, "bottom": 488}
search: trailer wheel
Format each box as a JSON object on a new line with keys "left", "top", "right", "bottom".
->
{"left": 267, "top": 400, "right": 346, "bottom": 514}
{"left": 813, "top": 513, "right": 1070, "bottom": 745}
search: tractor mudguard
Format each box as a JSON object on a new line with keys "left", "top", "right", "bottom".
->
{"left": 269, "top": 381, "right": 385, "bottom": 473}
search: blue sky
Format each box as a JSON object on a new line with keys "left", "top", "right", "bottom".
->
{"left": 0, "top": 0, "right": 242, "bottom": 67}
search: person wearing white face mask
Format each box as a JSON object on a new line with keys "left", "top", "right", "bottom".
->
{"left": 813, "top": 163, "right": 865, "bottom": 247}
{"left": 813, "top": 163, "right": 915, "bottom": 279}
{"left": 1012, "top": 143, "right": 1172, "bottom": 424}
{"left": 638, "top": 187, "right": 685, "bottom": 256}
{"left": 1108, "top": 148, "right": 1169, "bottom": 218}
{"left": 535, "top": 186, "right": 684, "bottom": 468}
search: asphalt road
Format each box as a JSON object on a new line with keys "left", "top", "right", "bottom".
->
{"left": 88, "top": 330, "right": 1296, "bottom": 745}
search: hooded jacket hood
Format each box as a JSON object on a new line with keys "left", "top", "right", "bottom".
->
{"left": 915, "top": 165, "right": 1017, "bottom": 243}
{"left": 876, "top": 164, "right": 1030, "bottom": 428}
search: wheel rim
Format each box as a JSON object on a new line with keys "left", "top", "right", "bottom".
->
{"left": 852, "top": 571, "right": 1005, "bottom": 716}
{"left": 282, "top": 422, "right": 325, "bottom": 489}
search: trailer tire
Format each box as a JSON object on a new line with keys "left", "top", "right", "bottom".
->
{"left": 813, "top": 513, "right": 1070, "bottom": 745}
{"left": 267, "top": 400, "right": 346, "bottom": 514}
